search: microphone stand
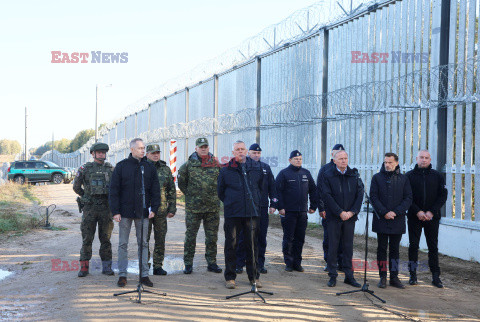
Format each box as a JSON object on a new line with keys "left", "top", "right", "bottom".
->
{"left": 114, "top": 164, "right": 166, "bottom": 303}
{"left": 226, "top": 159, "right": 273, "bottom": 303}
{"left": 336, "top": 190, "right": 386, "bottom": 303}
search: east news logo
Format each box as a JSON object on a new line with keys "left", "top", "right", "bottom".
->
{"left": 51, "top": 51, "right": 128, "bottom": 63}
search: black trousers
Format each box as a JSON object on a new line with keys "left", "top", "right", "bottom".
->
{"left": 224, "top": 217, "right": 259, "bottom": 282}
{"left": 377, "top": 233, "right": 402, "bottom": 278}
{"left": 327, "top": 219, "right": 355, "bottom": 279}
{"left": 408, "top": 217, "right": 440, "bottom": 274}
{"left": 281, "top": 211, "right": 307, "bottom": 268}
{"left": 236, "top": 207, "right": 269, "bottom": 269}
{"left": 322, "top": 217, "right": 344, "bottom": 266}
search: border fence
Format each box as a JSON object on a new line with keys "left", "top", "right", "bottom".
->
{"left": 41, "top": 0, "right": 480, "bottom": 261}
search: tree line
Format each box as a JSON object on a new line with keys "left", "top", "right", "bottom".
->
{"left": 32, "top": 129, "right": 96, "bottom": 156}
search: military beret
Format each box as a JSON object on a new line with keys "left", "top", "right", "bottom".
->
{"left": 289, "top": 150, "right": 302, "bottom": 159}
{"left": 90, "top": 142, "right": 109, "bottom": 153}
{"left": 249, "top": 143, "right": 262, "bottom": 151}
{"left": 196, "top": 137, "right": 209, "bottom": 147}
{"left": 332, "top": 144, "right": 345, "bottom": 151}
{"left": 146, "top": 144, "right": 161, "bottom": 153}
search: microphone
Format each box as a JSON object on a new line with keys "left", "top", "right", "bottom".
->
{"left": 141, "top": 165, "right": 144, "bottom": 175}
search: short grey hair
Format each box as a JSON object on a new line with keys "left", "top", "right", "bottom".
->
{"left": 417, "top": 149, "right": 430, "bottom": 157}
{"left": 333, "top": 150, "right": 348, "bottom": 160}
{"left": 130, "top": 138, "right": 144, "bottom": 149}
{"left": 232, "top": 140, "right": 245, "bottom": 151}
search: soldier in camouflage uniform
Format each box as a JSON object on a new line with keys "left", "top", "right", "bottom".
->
{"left": 145, "top": 144, "right": 177, "bottom": 276}
{"left": 178, "top": 137, "right": 222, "bottom": 274}
{"left": 73, "top": 142, "right": 114, "bottom": 277}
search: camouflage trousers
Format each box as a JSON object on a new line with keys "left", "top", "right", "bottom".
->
{"left": 184, "top": 211, "right": 220, "bottom": 266}
{"left": 80, "top": 205, "right": 113, "bottom": 262}
{"left": 147, "top": 212, "right": 167, "bottom": 268}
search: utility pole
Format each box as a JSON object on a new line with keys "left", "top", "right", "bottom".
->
{"left": 25, "top": 107, "right": 27, "bottom": 160}
{"left": 51, "top": 132, "right": 54, "bottom": 161}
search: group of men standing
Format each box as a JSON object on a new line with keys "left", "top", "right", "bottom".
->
{"left": 73, "top": 137, "right": 447, "bottom": 291}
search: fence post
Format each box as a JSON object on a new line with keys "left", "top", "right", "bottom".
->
{"left": 436, "top": 0, "right": 451, "bottom": 217}
{"left": 214, "top": 75, "right": 219, "bottom": 157}
{"left": 320, "top": 28, "right": 329, "bottom": 166}
{"left": 256, "top": 56, "right": 261, "bottom": 144}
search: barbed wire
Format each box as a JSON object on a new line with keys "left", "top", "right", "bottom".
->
{"left": 44, "top": 55, "right": 479, "bottom": 159}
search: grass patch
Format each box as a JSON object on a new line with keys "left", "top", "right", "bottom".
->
{"left": 0, "top": 182, "right": 42, "bottom": 234}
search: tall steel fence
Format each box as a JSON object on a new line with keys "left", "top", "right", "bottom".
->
{"left": 44, "top": 0, "right": 479, "bottom": 227}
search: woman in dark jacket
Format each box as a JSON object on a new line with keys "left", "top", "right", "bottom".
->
{"left": 370, "top": 153, "right": 412, "bottom": 289}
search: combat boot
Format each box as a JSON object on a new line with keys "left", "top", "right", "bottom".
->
{"left": 78, "top": 261, "right": 89, "bottom": 277}
{"left": 102, "top": 262, "right": 114, "bottom": 276}
{"left": 183, "top": 265, "right": 193, "bottom": 274}
{"left": 153, "top": 267, "right": 167, "bottom": 275}
{"left": 207, "top": 263, "right": 222, "bottom": 273}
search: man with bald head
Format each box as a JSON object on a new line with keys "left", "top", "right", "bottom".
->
{"left": 406, "top": 150, "right": 448, "bottom": 288}
{"left": 321, "top": 150, "right": 364, "bottom": 287}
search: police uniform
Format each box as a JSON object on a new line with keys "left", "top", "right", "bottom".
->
{"left": 145, "top": 144, "right": 177, "bottom": 275}
{"left": 177, "top": 138, "right": 222, "bottom": 274}
{"left": 275, "top": 150, "right": 318, "bottom": 271}
{"left": 73, "top": 142, "right": 114, "bottom": 277}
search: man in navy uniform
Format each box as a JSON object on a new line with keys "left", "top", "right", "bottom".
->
{"left": 321, "top": 150, "right": 364, "bottom": 287}
{"left": 317, "top": 144, "right": 345, "bottom": 271}
{"left": 276, "top": 150, "right": 318, "bottom": 272}
{"left": 235, "top": 143, "right": 277, "bottom": 274}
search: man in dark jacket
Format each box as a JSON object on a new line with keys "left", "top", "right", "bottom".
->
{"left": 276, "top": 150, "right": 318, "bottom": 272}
{"left": 317, "top": 143, "right": 344, "bottom": 271}
{"left": 109, "top": 138, "right": 160, "bottom": 288}
{"left": 235, "top": 143, "right": 277, "bottom": 274}
{"left": 370, "top": 152, "right": 412, "bottom": 289}
{"left": 217, "top": 140, "right": 265, "bottom": 289}
{"left": 406, "top": 150, "right": 448, "bottom": 288}
{"left": 322, "top": 150, "right": 363, "bottom": 287}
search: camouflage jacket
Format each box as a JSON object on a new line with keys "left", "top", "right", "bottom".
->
{"left": 73, "top": 161, "right": 114, "bottom": 205}
{"left": 177, "top": 152, "right": 220, "bottom": 213}
{"left": 148, "top": 159, "right": 177, "bottom": 214}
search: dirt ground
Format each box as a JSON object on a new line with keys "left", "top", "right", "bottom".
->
{"left": 1, "top": 184, "right": 479, "bottom": 321}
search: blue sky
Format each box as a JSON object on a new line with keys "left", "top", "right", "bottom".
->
{"left": 0, "top": 0, "right": 320, "bottom": 149}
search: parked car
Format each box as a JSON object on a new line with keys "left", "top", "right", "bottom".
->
{"left": 7, "top": 160, "right": 73, "bottom": 184}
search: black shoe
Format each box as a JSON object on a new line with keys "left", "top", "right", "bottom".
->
{"left": 183, "top": 265, "right": 193, "bottom": 274}
{"left": 344, "top": 277, "right": 361, "bottom": 288}
{"left": 285, "top": 266, "right": 293, "bottom": 272}
{"left": 117, "top": 276, "right": 127, "bottom": 287}
{"left": 323, "top": 265, "right": 328, "bottom": 272}
{"left": 235, "top": 267, "right": 243, "bottom": 274}
{"left": 293, "top": 265, "right": 305, "bottom": 272}
{"left": 409, "top": 272, "right": 418, "bottom": 285}
{"left": 390, "top": 276, "right": 406, "bottom": 289}
{"left": 207, "top": 264, "right": 222, "bottom": 273}
{"left": 78, "top": 261, "right": 89, "bottom": 277}
{"left": 377, "top": 277, "right": 387, "bottom": 288}
{"left": 141, "top": 276, "right": 153, "bottom": 287}
{"left": 259, "top": 267, "right": 268, "bottom": 274}
{"left": 153, "top": 267, "right": 167, "bottom": 275}
{"left": 327, "top": 277, "right": 336, "bottom": 287}
{"left": 432, "top": 277, "right": 444, "bottom": 288}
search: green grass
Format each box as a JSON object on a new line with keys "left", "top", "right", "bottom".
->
{"left": 0, "top": 182, "right": 42, "bottom": 234}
